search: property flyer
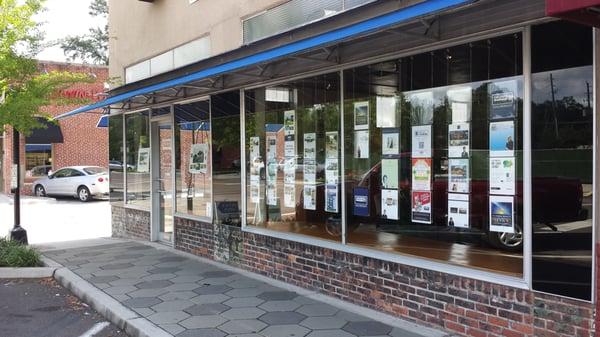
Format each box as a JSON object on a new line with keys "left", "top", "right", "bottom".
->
{"left": 490, "top": 157, "right": 516, "bottom": 195}
{"left": 411, "top": 158, "right": 432, "bottom": 191}
{"left": 249, "top": 136, "right": 260, "bottom": 161}
{"left": 382, "top": 129, "right": 400, "bottom": 156}
{"left": 325, "top": 158, "right": 339, "bottom": 185}
{"left": 266, "top": 135, "right": 277, "bottom": 160}
{"left": 381, "top": 189, "right": 399, "bottom": 220}
{"left": 448, "top": 123, "right": 470, "bottom": 158}
{"left": 250, "top": 182, "right": 260, "bottom": 203}
{"left": 303, "top": 184, "right": 317, "bottom": 210}
{"left": 412, "top": 191, "right": 432, "bottom": 224}
{"left": 490, "top": 121, "right": 515, "bottom": 157}
{"left": 353, "top": 187, "right": 369, "bottom": 217}
{"left": 284, "top": 110, "right": 295, "bottom": 137}
{"left": 284, "top": 184, "right": 295, "bottom": 208}
{"left": 447, "top": 86, "right": 472, "bottom": 122}
{"left": 354, "top": 101, "right": 369, "bottom": 130}
{"left": 266, "top": 183, "right": 277, "bottom": 206}
{"left": 284, "top": 141, "right": 295, "bottom": 157}
{"left": 489, "top": 80, "right": 517, "bottom": 120}
{"left": 448, "top": 158, "right": 469, "bottom": 193}
{"left": 266, "top": 136, "right": 277, "bottom": 183}
{"left": 137, "top": 147, "right": 150, "bottom": 173}
{"left": 304, "top": 133, "right": 316, "bottom": 159}
{"left": 303, "top": 159, "right": 316, "bottom": 184}
{"left": 381, "top": 159, "right": 399, "bottom": 189}
{"left": 325, "top": 184, "right": 338, "bottom": 213}
{"left": 189, "top": 144, "right": 208, "bottom": 174}
{"left": 411, "top": 125, "right": 432, "bottom": 158}
{"left": 407, "top": 91, "right": 434, "bottom": 125}
{"left": 325, "top": 131, "right": 338, "bottom": 159}
{"left": 448, "top": 193, "right": 469, "bottom": 228}
{"left": 489, "top": 195, "right": 515, "bottom": 233}
{"left": 354, "top": 130, "right": 369, "bottom": 159}
{"left": 376, "top": 96, "right": 397, "bottom": 128}
{"left": 283, "top": 158, "right": 295, "bottom": 184}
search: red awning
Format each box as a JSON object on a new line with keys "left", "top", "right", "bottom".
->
{"left": 546, "top": 0, "right": 600, "bottom": 27}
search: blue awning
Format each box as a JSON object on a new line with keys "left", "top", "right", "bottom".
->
{"left": 97, "top": 115, "right": 108, "bottom": 128}
{"left": 55, "top": 0, "right": 472, "bottom": 120}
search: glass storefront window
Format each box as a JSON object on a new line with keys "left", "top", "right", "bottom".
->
{"left": 125, "top": 112, "right": 151, "bottom": 207}
{"left": 245, "top": 73, "right": 342, "bottom": 241}
{"left": 25, "top": 144, "right": 52, "bottom": 175}
{"left": 109, "top": 115, "right": 124, "bottom": 204}
{"left": 175, "top": 100, "right": 212, "bottom": 219}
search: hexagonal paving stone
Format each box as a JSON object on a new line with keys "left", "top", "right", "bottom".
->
{"left": 218, "top": 319, "right": 267, "bottom": 334}
{"left": 148, "top": 267, "right": 181, "bottom": 274}
{"left": 122, "top": 297, "right": 162, "bottom": 308}
{"left": 260, "top": 311, "right": 307, "bottom": 325}
{"left": 193, "top": 284, "right": 232, "bottom": 295}
{"left": 227, "top": 278, "right": 264, "bottom": 289}
{"left": 140, "top": 273, "right": 176, "bottom": 281}
{"left": 127, "top": 288, "right": 169, "bottom": 298}
{"left": 305, "top": 330, "right": 357, "bottom": 337}
{"left": 159, "top": 256, "right": 186, "bottom": 262}
{"left": 260, "top": 324, "right": 311, "bottom": 337}
{"left": 190, "top": 294, "right": 231, "bottom": 305}
{"left": 177, "top": 328, "right": 226, "bottom": 337}
{"left": 87, "top": 276, "right": 119, "bottom": 284}
{"left": 147, "top": 311, "right": 190, "bottom": 324}
{"left": 151, "top": 300, "right": 194, "bottom": 312}
{"left": 257, "top": 291, "right": 298, "bottom": 301}
{"left": 222, "top": 307, "right": 266, "bottom": 320}
{"left": 180, "top": 315, "right": 229, "bottom": 329}
{"left": 300, "top": 316, "right": 348, "bottom": 330}
{"left": 159, "top": 291, "right": 198, "bottom": 301}
{"left": 342, "top": 321, "right": 392, "bottom": 336}
{"left": 296, "top": 304, "right": 339, "bottom": 317}
{"left": 171, "top": 275, "right": 204, "bottom": 284}
{"left": 259, "top": 300, "right": 302, "bottom": 312}
{"left": 202, "top": 270, "right": 234, "bottom": 278}
{"left": 184, "top": 303, "right": 230, "bottom": 316}
{"left": 223, "top": 296, "right": 265, "bottom": 308}
{"left": 166, "top": 283, "right": 199, "bottom": 292}
{"left": 105, "top": 286, "right": 138, "bottom": 295}
{"left": 225, "top": 287, "right": 265, "bottom": 298}
{"left": 99, "top": 263, "right": 133, "bottom": 270}
{"left": 136, "top": 280, "right": 173, "bottom": 289}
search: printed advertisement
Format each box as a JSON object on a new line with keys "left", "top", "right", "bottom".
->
{"left": 376, "top": 96, "right": 397, "bottom": 128}
{"left": 325, "top": 184, "right": 338, "bottom": 213}
{"left": 489, "top": 80, "right": 517, "bottom": 120}
{"left": 249, "top": 136, "right": 260, "bottom": 161}
{"left": 381, "top": 189, "right": 399, "bottom": 220}
{"left": 412, "top": 191, "right": 432, "bottom": 224}
{"left": 266, "top": 136, "right": 277, "bottom": 183}
{"left": 490, "top": 157, "right": 516, "bottom": 195}
{"left": 137, "top": 147, "right": 150, "bottom": 173}
{"left": 411, "top": 125, "right": 432, "bottom": 158}
{"left": 325, "top": 158, "right": 339, "bottom": 185}
{"left": 354, "top": 130, "right": 370, "bottom": 159}
{"left": 285, "top": 141, "right": 295, "bottom": 157}
{"left": 382, "top": 129, "right": 400, "bottom": 156}
{"left": 303, "top": 184, "right": 317, "bottom": 210}
{"left": 353, "top": 187, "right": 369, "bottom": 217}
{"left": 407, "top": 91, "right": 434, "bottom": 125}
{"left": 490, "top": 121, "right": 515, "bottom": 157}
{"left": 449, "top": 158, "right": 469, "bottom": 193}
{"left": 284, "top": 158, "right": 295, "bottom": 184}
{"left": 448, "top": 193, "right": 469, "bottom": 228}
{"left": 266, "top": 183, "right": 277, "bottom": 206}
{"left": 189, "top": 144, "right": 208, "bottom": 174}
{"left": 303, "top": 159, "right": 316, "bottom": 184}
{"left": 412, "top": 158, "right": 432, "bottom": 191}
{"left": 304, "top": 133, "right": 316, "bottom": 159}
{"left": 381, "top": 159, "right": 399, "bottom": 189}
{"left": 489, "top": 195, "right": 515, "bottom": 233}
{"left": 448, "top": 123, "right": 470, "bottom": 158}
{"left": 325, "top": 131, "right": 338, "bottom": 159}
{"left": 447, "top": 86, "right": 472, "bottom": 122}
{"left": 354, "top": 101, "right": 370, "bottom": 130}
{"left": 284, "top": 110, "right": 295, "bottom": 138}
{"left": 250, "top": 182, "right": 260, "bottom": 203}
{"left": 284, "top": 184, "right": 295, "bottom": 208}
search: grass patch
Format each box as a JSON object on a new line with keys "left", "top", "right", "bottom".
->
{"left": 0, "top": 238, "right": 41, "bottom": 267}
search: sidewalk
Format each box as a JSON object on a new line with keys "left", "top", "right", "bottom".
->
{"left": 41, "top": 238, "right": 451, "bottom": 337}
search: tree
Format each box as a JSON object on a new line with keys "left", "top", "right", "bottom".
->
{"left": 59, "top": 0, "right": 108, "bottom": 65}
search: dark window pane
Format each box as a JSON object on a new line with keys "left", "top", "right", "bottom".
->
{"left": 125, "top": 112, "right": 151, "bottom": 206}
{"left": 532, "top": 21, "right": 593, "bottom": 73}
{"left": 109, "top": 115, "right": 124, "bottom": 205}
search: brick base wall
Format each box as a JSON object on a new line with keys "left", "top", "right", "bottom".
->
{"left": 111, "top": 206, "right": 150, "bottom": 241}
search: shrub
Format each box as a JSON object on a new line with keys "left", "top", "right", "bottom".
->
{"left": 0, "top": 238, "right": 41, "bottom": 267}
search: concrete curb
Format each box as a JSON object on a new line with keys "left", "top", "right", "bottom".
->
{"left": 0, "top": 267, "right": 56, "bottom": 278}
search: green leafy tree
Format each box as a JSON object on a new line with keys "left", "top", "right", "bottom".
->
{"left": 59, "top": 0, "right": 108, "bottom": 65}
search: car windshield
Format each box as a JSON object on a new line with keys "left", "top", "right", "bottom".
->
{"left": 83, "top": 167, "right": 107, "bottom": 175}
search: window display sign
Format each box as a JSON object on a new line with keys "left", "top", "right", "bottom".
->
{"left": 325, "top": 184, "right": 338, "bottom": 213}
{"left": 448, "top": 194, "right": 469, "bottom": 228}
{"left": 284, "top": 184, "right": 295, "bottom": 207}
{"left": 448, "top": 123, "right": 470, "bottom": 158}
{"left": 284, "top": 158, "right": 295, "bottom": 184}
{"left": 303, "top": 184, "right": 317, "bottom": 210}
{"left": 303, "top": 159, "right": 316, "bottom": 183}
{"left": 284, "top": 110, "right": 295, "bottom": 137}
{"left": 447, "top": 86, "right": 472, "bottom": 123}
{"left": 489, "top": 80, "right": 517, "bottom": 120}
{"left": 490, "top": 157, "right": 516, "bottom": 195}
{"left": 354, "top": 130, "right": 369, "bottom": 159}
{"left": 490, "top": 121, "right": 515, "bottom": 157}
{"left": 284, "top": 141, "right": 295, "bottom": 157}
{"left": 304, "top": 133, "right": 316, "bottom": 159}
{"left": 381, "top": 159, "right": 399, "bottom": 189}
{"left": 353, "top": 187, "right": 369, "bottom": 217}
{"left": 411, "top": 158, "right": 432, "bottom": 191}
{"left": 411, "top": 125, "right": 432, "bottom": 158}
{"left": 266, "top": 183, "right": 277, "bottom": 206}
{"left": 376, "top": 96, "right": 397, "bottom": 128}
{"left": 249, "top": 136, "right": 260, "bottom": 161}
{"left": 382, "top": 130, "right": 399, "bottom": 156}
{"left": 354, "top": 101, "right": 369, "bottom": 130}
{"left": 137, "top": 147, "right": 150, "bottom": 173}
{"left": 407, "top": 91, "right": 434, "bottom": 125}
{"left": 325, "top": 131, "right": 338, "bottom": 159}
{"left": 412, "top": 191, "right": 432, "bottom": 224}
{"left": 381, "top": 189, "right": 399, "bottom": 220}
{"left": 489, "top": 195, "right": 515, "bottom": 233}
{"left": 448, "top": 159, "right": 469, "bottom": 193}
{"left": 250, "top": 182, "right": 260, "bottom": 203}
{"left": 325, "top": 159, "right": 339, "bottom": 185}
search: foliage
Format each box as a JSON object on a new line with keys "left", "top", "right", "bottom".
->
{"left": 0, "top": 237, "right": 41, "bottom": 267}
{"left": 59, "top": 0, "right": 108, "bottom": 65}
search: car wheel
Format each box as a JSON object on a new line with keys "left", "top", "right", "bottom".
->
{"left": 488, "top": 224, "right": 523, "bottom": 252}
{"left": 78, "top": 186, "right": 91, "bottom": 202}
{"left": 34, "top": 185, "right": 46, "bottom": 197}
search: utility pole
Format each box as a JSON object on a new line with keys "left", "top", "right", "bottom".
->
{"left": 549, "top": 73, "right": 559, "bottom": 138}
{"left": 11, "top": 129, "right": 27, "bottom": 244}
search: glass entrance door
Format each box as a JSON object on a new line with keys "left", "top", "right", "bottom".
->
{"left": 152, "top": 120, "right": 174, "bottom": 243}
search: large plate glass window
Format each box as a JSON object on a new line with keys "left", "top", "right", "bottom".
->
{"left": 125, "top": 111, "right": 151, "bottom": 207}
{"left": 109, "top": 115, "right": 124, "bottom": 204}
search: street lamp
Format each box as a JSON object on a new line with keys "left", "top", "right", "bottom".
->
{"left": 10, "top": 129, "right": 28, "bottom": 244}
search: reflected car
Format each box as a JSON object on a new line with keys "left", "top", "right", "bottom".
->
{"left": 32, "top": 166, "right": 109, "bottom": 202}
{"left": 109, "top": 160, "right": 134, "bottom": 171}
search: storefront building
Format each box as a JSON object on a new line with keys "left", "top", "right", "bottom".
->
{"left": 60, "top": 0, "right": 600, "bottom": 336}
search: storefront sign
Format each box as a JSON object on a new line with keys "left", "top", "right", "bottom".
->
{"left": 353, "top": 187, "right": 369, "bottom": 216}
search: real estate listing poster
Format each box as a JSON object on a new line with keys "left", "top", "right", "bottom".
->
{"left": 304, "top": 133, "right": 316, "bottom": 159}
{"left": 284, "top": 184, "right": 295, "bottom": 208}
{"left": 489, "top": 80, "right": 517, "bottom": 120}
{"left": 267, "top": 135, "right": 277, "bottom": 160}
{"left": 325, "top": 131, "right": 338, "bottom": 159}
{"left": 284, "top": 158, "right": 295, "bottom": 184}
{"left": 490, "top": 121, "right": 515, "bottom": 157}
{"left": 449, "top": 158, "right": 469, "bottom": 193}
{"left": 354, "top": 101, "right": 370, "bottom": 130}
{"left": 266, "top": 183, "right": 277, "bottom": 206}
{"left": 382, "top": 129, "right": 400, "bottom": 156}
{"left": 354, "top": 130, "right": 370, "bottom": 159}
{"left": 250, "top": 182, "right": 260, "bottom": 203}
{"left": 249, "top": 136, "right": 260, "bottom": 161}
{"left": 137, "top": 147, "right": 150, "bottom": 173}
{"left": 285, "top": 141, "right": 295, "bottom": 157}
{"left": 303, "top": 159, "right": 316, "bottom": 184}
{"left": 412, "top": 191, "right": 432, "bottom": 224}
{"left": 325, "top": 158, "right": 339, "bottom": 185}
{"left": 353, "top": 187, "right": 369, "bottom": 217}
{"left": 412, "top": 158, "right": 432, "bottom": 191}
{"left": 407, "top": 91, "right": 434, "bottom": 125}
{"left": 490, "top": 157, "right": 516, "bottom": 195}
{"left": 489, "top": 195, "right": 515, "bottom": 233}
{"left": 448, "top": 193, "right": 469, "bottom": 228}
{"left": 411, "top": 125, "right": 432, "bottom": 158}
{"left": 448, "top": 123, "right": 470, "bottom": 158}
{"left": 381, "top": 159, "right": 399, "bottom": 189}
{"left": 303, "top": 184, "right": 317, "bottom": 210}
{"left": 284, "top": 110, "right": 295, "bottom": 138}
{"left": 447, "top": 86, "right": 472, "bottom": 122}
{"left": 325, "top": 184, "right": 338, "bottom": 213}
{"left": 188, "top": 144, "right": 208, "bottom": 174}
{"left": 376, "top": 96, "right": 397, "bottom": 128}
{"left": 381, "top": 189, "right": 399, "bottom": 220}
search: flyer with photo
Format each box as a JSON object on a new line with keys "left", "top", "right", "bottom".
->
{"left": 354, "top": 101, "right": 370, "bottom": 130}
{"left": 449, "top": 158, "right": 469, "bottom": 193}
{"left": 448, "top": 193, "right": 469, "bottom": 228}
{"left": 303, "top": 184, "right": 317, "bottom": 210}
{"left": 354, "top": 130, "right": 370, "bottom": 159}
{"left": 250, "top": 182, "right": 260, "bottom": 203}
{"left": 189, "top": 144, "right": 208, "bottom": 174}
{"left": 447, "top": 86, "right": 472, "bottom": 122}
{"left": 284, "top": 184, "right": 295, "bottom": 208}
{"left": 489, "top": 80, "right": 517, "bottom": 120}
{"left": 489, "top": 195, "right": 515, "bottom": 233}
{"left": 284, "top": 110, "right": 295, "bottom": 137}
{"left": 490, "top": 157, "right": 515, "bottom": 195}
{"left": 353, "top": 187, "right": 369, "bottom": 217}
{"left": 490, "top": 121, "right": 515, "bottom": 157}
{"left": 266, "top": 183, "right": 277, "bottom": 206}
{"left": 376, "top": 96, "right": 397, "bottom": 128}
{"left": 448, "top": 123, "right": 470, "bottom": 158}
{"left": 325, "top": 184, "right": 338, "bottom": 213}
{"left": 325, "top": 131, "right": 338, "bottom": 159}
{"left": 412, "top": 191, "right": 432, "bottom": 224}
{"left": 267, "top": 136, "right": 276, "bottom": 159}
{"left": 407, "top": 91, "right": 434, "bottom": 125}
{"left": 284, "top": 158, "right": 295, "bottom": 184}
{"left": 411, "top": 125, "right": 432, "bottom": 158}
{"left": 303, "top": 159, "right": 316, "bottom": 183}
{"left": 325, "top": 158, "right": 339, "bottom": 185}
{"left": 381, "top": 189, "right": 399, "bottom": 220}
{"left": 285, "top": 141, "right": 295, "bottom": 157}
{"left": 249, "top": 136, "right": 260, "bottom": 160}
{"left": 304, "top": 133, "right": 316, "bottom": 159}
{"left": 137, "top": 147, "right": 150, "bottom": 173}
{"left": 381, "top": 159, "right": 399, "bottom": 189}
{"left": 412, "top": 158, "right": 432, "bottom": 191}
{"left": 382, "top": 129, "right": 400, "bottom": 156}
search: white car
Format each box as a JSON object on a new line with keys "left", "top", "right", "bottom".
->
{"left": 32, "top": 166, "right": 109, "bottom": 202}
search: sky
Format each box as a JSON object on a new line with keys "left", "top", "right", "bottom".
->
{"left": 34, "top": 0, "right": 106, "bottom": 63}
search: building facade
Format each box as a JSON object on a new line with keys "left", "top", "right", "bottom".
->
{"left": 64, "top": 0, "right": 600, "bottom": 336}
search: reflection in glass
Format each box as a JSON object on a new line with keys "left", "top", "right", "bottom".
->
{"left": 125, "top": 112, "right": 151, "bottom": 207}
{"left": 109, "top": 115, "right": 124, "bottom": 204}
